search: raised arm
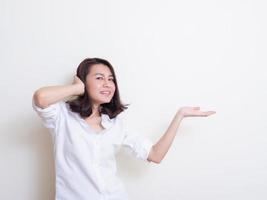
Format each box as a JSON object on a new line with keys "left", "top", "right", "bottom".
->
{"left": 33, "top": 76, "right": 85, "bottom": 109}
{"left": 147, "top": 107, "right": 216, "bottom": 164}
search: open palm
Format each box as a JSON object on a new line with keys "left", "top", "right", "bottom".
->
{"left": 178, "top": 107, "right": 216, "bottom": 118}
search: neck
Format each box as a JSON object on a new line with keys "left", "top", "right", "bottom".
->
{"left": 90, "top": 103, "right": 101, "bottom": 118}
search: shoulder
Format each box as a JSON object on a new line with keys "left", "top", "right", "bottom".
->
{"left": 115, "top": 109, "right": 130, "bottom": 123}
{"left": 114, "top": 109, "right": 135, "bottom": 134}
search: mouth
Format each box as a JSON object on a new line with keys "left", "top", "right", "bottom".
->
{"left": 100, "top": 91, "right": 112, "bottom": 96}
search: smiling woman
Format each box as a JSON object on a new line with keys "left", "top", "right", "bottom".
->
{"left": 32, "top": 57, "right": 216, "bottom": 200}
{"left": 32, "top": 57, "right": 154, "bottom": 200}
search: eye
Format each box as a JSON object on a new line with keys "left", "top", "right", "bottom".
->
{"left": 96, "top": 77, "right": 103, "bottom": 80}
{"left": 109, "top": 78, "right": 114, "bottom": 82}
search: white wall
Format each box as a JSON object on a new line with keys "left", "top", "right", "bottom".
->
{"left": 1, "top": 0, "right": 267, "bottom": 199}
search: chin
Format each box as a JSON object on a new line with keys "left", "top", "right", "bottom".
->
{"left": 99, "top": 99, "right": 112, "bottom": 104}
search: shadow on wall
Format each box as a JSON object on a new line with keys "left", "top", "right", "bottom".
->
{"left": 116, "top": 147, "right": 152, "bottom": 181}
{"left": 4, "top": 115, "right": 55, "bottom": 200}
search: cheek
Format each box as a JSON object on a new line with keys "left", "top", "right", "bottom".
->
{"left": 111, "top": 84, "right": 116, "bottom": 93}
{"left": 86, "top": 83, "right": 100, "bottom": 95}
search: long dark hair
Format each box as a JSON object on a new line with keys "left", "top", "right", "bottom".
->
{"left": 66, "top": 58, "right": 128, "bottom": 119}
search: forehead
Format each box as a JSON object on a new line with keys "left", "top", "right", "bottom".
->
{"left": 89, "top": 64, "right": 113, "bottom": 76}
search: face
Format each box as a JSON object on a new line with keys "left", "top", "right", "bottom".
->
{"left": 85, "top": 64, "right": 116, "bottom": 105}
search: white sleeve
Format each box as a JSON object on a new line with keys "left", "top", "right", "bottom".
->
{"left": 32, "top": 97, "right": 65, "bottom": 130}
{"left": 122, "top": 131, "right": 153, "bottom": 162}
{"left": 119, "top": 115, "right": 153, "bottom": 162}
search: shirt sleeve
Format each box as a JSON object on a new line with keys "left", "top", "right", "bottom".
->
{"left": 122, "top": 132, "right": 153, "bottom": 163}
{"left": 32, "top": 97, "right": 65, "bottom": 130}
{"left": 119, "top": 115, "right": 153, "bottom": 162}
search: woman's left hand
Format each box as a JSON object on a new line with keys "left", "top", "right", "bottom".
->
{"left": 177, "top": 107, "right": 216, "bottom": 118}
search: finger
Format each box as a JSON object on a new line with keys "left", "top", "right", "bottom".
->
{"left": 203, "top": 111, "right": 216, "bottom": 116}
{"left": 207, "top": 111, "right": 216, "bottom": 114}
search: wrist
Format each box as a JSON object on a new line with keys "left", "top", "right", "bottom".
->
{"left": 71, "top": 84, "right": 84, "bottom": 96}
{"left": 175, "top": 111, "right": 184, "bottom": 120}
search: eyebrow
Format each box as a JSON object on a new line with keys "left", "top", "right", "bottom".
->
{"left": 94, "top": 73, "right": 113, "bottom": 77}
{"left": 94, "top": 73, "right": 114, "bottom": 77}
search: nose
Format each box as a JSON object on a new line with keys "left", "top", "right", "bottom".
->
{"left": 103, "top": 79, "right": 111, "bottom": 87}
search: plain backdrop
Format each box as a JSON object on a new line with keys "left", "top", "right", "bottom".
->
{"left": 1, "top": 0, "right": 267, "bottom": 199}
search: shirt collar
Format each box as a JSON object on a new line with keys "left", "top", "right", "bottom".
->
{"left": 66, "top": 103, "right": 114, "bottom": 130}
{"left": 100, "top": 113, "right": 113, "bottom": 129}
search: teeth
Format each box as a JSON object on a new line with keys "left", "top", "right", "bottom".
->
{"left": 100, "top": 91, "right": 110, "bottom": 94}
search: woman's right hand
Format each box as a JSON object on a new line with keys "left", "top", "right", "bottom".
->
{"left": 72, "top": 75, "right": 85, "bottom": 95}
{"left": 177, "top": 107, "right": 216, "bottom": 118}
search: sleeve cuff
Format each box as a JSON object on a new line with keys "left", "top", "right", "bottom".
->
{"left": 139, "top": 138, "right": 154, "bottom": 163}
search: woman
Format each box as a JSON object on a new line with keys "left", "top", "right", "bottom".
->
{"left": 32, "top": 57, "right": 216, "bottom": 200}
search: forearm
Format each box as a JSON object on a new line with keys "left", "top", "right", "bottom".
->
{"left": 148, "top": 112, "right": 183, "bottom": 163}
{"left": 33, "top": 84, "right": 79, "bottom": 108}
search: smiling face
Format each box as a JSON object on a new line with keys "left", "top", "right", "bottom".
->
{"left": 85, "top": 64, "right": 116, "bottom": 105}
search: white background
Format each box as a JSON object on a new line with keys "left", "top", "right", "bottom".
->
{"left": 1, "top": 0, "right": 267, "bottom": 199}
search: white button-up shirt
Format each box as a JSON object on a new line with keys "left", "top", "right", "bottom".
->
{"left": 32, "top": 98, "right": 153, "bottom": 200}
